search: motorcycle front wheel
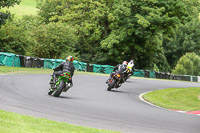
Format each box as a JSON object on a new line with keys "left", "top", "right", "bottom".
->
{"left": 107, "top": 79, "right": 116, "bottom": 91}
{"left": 53, "top": 80, "right": 65, "bottom": 97}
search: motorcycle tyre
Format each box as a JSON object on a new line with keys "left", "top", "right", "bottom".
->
{"left": 107, "top": 79, "right": 116, "bottom": 91}
{"left": 53, "top": 80, "right": 65, "bottom": 97}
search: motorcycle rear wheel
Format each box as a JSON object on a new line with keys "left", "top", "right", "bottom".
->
{"left": 53, "top": 80, "right": 65, "bottom": 97}
{"left": 107, "top": 79, "right": 116, "bottom": 91}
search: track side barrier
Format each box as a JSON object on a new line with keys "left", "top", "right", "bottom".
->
{"left": 0, "top": 52, "right": 199, "bottom": 82}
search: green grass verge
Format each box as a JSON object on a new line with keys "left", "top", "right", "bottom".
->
{"left": 0, "top": 109, "right": 119, "bottom": 133}
{"left": 0, "top": 66, "right": 53, "bottom": 74}
{"left": 143, "top": 87, "right": 200, "bottom": 111}
{"left": 2, "top": 0, "right": 38, "bottom": 17}
{"left": 0, "top": 66, "right": 109, "bottom": 76}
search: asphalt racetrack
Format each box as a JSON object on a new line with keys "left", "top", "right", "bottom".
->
{"left": 0, "top": 74, "right": 200, "bottom": 133}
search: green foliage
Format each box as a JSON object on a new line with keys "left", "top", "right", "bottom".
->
{"left": 0, "top": 0, "right": 21, "bottom": 26}
{"left": 26, "top": 22, "right": 79, "bottom": 59}
{"left": 3, "top": 0, "right": 200, "bottom": 74}
{"left": 0, "top": 20, "right": 28, "bottom": 55}
{"left": 36, "top": 0, "right": 65, "bottom": 23}
{"left": 0, "top": 16, "right": 42, "bottom": 55}
{"left": 164, "top": 18, "right": 200, "bottom": 68}
{"left": 172, "top": 52, "right": 200, "bottom": 76}
{"left": 100, "top": 0, "right": 188, "bottom": 70}
{"left": 183, "top": 0, "right": 200, "bottom": 18}
{"left": 15, "top": 15, "right": 43, "bottom": 30}
{"left": 153, "top": 64, "right": 159, "bottom": 72}
{"left": 0, "top": 0, "right": 21, "bottom": 8}
{"left": 50, "top": 0, "right": 112, "bottom": 63}
{"left": 36, "top": 0, "right": 189, "bottom": 70}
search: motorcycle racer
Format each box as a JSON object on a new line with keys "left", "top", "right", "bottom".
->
{"left": 127, "top": 59, "right": 135, "bottom": 76}
{"left": 50, "top": 56, "right": 75, "bottom": 88}
{"left": 106, "top": 61, "right": 128, "bottom": 84}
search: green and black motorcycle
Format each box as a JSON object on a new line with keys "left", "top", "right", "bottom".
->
{"left": 48, "top": 72, "right": 71, "bottom": 97}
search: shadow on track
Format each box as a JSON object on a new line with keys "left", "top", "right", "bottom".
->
{"left": 125, "top": 80, "right": 135, "bottom": 83}
{"left": 107, "top": 90, "right": 127, "bottom": 93}
{"left": 47, "top": 95, "right": 81, "bottom": 100}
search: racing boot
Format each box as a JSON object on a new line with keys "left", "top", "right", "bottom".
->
{"left": 49, "top": 74, "right": 54, "bottom": 84}
{"left": 116, "top": 83, "right": 121, "bottom": 88}
{"left": 106, "top": 77, "right": 111, "bottom": 84}
{"left": 67, "top": 83, "right": 73, "bottom": 88}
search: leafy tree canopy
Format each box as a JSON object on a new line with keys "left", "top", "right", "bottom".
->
{"left": 0, "top": 0, "right": 21, "bottom": 27}
{"left": 26, "top": 22, "right": 79, "bottom": 59}
{"left": 0, "top": 19, "right": 28, "bottom": 55}
{"left": 164, "top": 18, "right": 200, "bottom": 68}
{"left": 172, "top": 52, "right": 200, "bottom": 76}
{"left": 36, "top": 0, "right": 190, "bottom": 71}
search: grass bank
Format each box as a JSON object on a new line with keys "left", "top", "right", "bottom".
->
{"left": 0, "top": 66, "right": 53, "bottom": 74}
{"left": 0, "top": 66, "right": 109, "bottom": 76}
{"left": 2, "top": 0, "right": 38, "bottom": 17}
{"left": 0, "top": 109, "right": 119, "bottom": 133}
{"left": 143, "top": 87, "right": 200, "bottom": 111}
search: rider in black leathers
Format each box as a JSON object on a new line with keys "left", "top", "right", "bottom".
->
{"left": 106, "top": 61, "right": 128, "bottom": 84}
{"left": 51, "top": 56, "right": 75, "bottom": 87}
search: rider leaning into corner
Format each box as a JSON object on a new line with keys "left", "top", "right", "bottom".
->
{"left": 106, "top": 61, "right": 128, "bottom": 84}
{"left": 50, "top": 56, "right": 75, "bottom": 88}
{"left": 127, "top": 59, "right": 135, "bottom": 76}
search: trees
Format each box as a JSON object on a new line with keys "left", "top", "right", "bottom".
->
{"left": 100, "top": 0, "right": 188, "bottom": 70}
{"left": 0, "top": 0, "right": 23, "bottom": 54}
{"left": 37, "top": 0, "right": 189, "bottom": 70}
{"left": 163, "top": 0, "right": 200, "bottom": 69}
{"left": 36, "top": 0, "right": 65, "bottom": 23}
{"left": 2, "top": 0, "right": 199, "bottom": 73}
{"left": 0, "top": 0, "right": 21, "bottom": 27}
{"left": 0, "top": 15, "right": 42, "bottom": 55}
{"left": 26, "top": 22, "right": 79, "bottom": 59}
{"left": 0, "top": 20, "right": 28, "bottom": 55}
{"left": 172, "top": 52, "right": 200, "bottom": 76}
{"left": 164, "top": 18, "right": 200, "bottom": 68}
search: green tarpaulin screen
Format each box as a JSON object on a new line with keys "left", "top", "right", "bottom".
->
{"left": 0, "top": 52, "right": 20, "bottom": 67}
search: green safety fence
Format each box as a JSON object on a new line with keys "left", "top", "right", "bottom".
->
{"left": 73, "top": 60, "right": 79, "bottom": 70}
{"left": 1, "top": 52, "right": 199, "bottom": 82}
{"left": 44, "top": 59, "right": 63, "bottom": 69}
{"left": 78, "top": 61, "right": 87, "bottom": 71}
{"left": 73, "top": 60, "right": 87, "bottom": 71}
{"left": 0, "top": 52, "right": 20, "bottom": 67}
{"left": 43, "top": 59, "right": 87, "bottom": 71}
{"left": 133, "top": 69, "right": 145, "bottom": 77}
{"left": 150, "top": 71, "right": 156, "bottom": 78}
{"left": 102, "top": 65, "right": 115, "bottom": 74}
{"left": 92, "top": 64, "right": 104, "bottom": 73}
{"left": 92, "top": 64, "right": 114, "bottom": 74}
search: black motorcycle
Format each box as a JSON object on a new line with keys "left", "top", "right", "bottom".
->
{"left": 106, "top": 70, "right": 127, "bottom": 91}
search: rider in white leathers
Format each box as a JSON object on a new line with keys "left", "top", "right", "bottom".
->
{"left": 127, "top": 60, "right": 135, "bottom": 76}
